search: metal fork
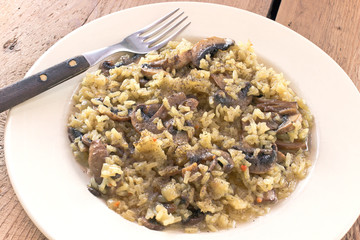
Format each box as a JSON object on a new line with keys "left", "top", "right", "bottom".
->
{"left": 0, "top": 8, "right": 190, "bottom": 112}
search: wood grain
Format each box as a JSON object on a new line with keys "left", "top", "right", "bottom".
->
{"left": 0, "top": 1, "right": 272, "bottom": 239}
{"left": 276, "top": 0, "right": 360, "bottom": 239}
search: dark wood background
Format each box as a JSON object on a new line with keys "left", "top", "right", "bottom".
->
{"left": 1, "top": 0, "right": 359, "bottom": 239}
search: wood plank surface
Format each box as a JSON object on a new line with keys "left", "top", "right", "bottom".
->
{"left": 0, "top": 1, "right": 272, "bottom": 239}
{"left": 276, "top": 1, "right": 360, "bottom": 239}
{"left": 1, "top": 0, "right": 359, "bottom": 239}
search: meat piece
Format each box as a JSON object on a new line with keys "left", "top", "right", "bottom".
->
{"left": 88, "top": 140, "right": 108, "bottom": 184}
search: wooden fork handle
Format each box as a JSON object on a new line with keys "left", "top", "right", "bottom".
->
{"left": 0, "top": 55, "right": 90, "bottom": 112}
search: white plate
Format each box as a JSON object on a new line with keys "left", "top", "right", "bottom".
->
{"left": 5, "top": 2, "right": 360, "bottom": 240}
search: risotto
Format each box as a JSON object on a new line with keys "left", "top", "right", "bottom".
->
{"left": 67, "top": 37, "right": 313, "bottom": 232}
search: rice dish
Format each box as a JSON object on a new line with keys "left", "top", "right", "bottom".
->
{"left": 67, "top": 37, "right": 313, "bottom": 232}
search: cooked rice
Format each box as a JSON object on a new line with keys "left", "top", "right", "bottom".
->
{"left": 68, "top": 38, "right": 313, "bottom": 232}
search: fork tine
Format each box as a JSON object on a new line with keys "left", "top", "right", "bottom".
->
{"left": 149, "top": 21, "right": 191, "bottom": 51}
{"left": 146, "top": 16, "right": 188, "bottom": 45}
{"left": 136, "top": 8, "right": 180, "bottom": 34}
{"left": 141, "top": 11, "right": 184, "bottom": 39}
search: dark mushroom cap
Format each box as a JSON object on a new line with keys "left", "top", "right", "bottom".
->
{"left": 191, "top": 37, "right": 235, "bottom": 67}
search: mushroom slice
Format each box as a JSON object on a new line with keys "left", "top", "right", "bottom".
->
{"left": 216, "top": 150, "right": 235, "bottom": 173}
{"left": 210, "top": 73, "right": 227, "bottom": 89}
{"left": 180, "top": 98, "right": 199, "bottom": 111}
{"left": 182, "top": 208, "right": 205, "bottom": 226}
{"left": 213, "top": 82, "right": 253, "bottom": 109}
{"left": 130, "top": 104, "right": 162, "bottom": 134}
{"left": 277, "top": 113, "right": 302, "bottom": 134}
{"left": 213, "top": 90, "right": 233, "bottom": 106}
{"left": 148, "top": 50, "right": 192, "bottom": 70}
{"left": 89, "top": 140, "right": 108, "bottom": 184}
{"left": 258, "top": 190, "right": 278, "bottom": 204}
{"left": 102, "top": 108, "right": 131, "bottom": 122}
{"left": 191, "top": 37, "right": 235, "bottom": 67}
{"left": 100, "top": 54, "right": 141, "bottom": 75}
{"left": 68, "top": 127, "right": 83, "bottom": 143}
{"left": 150, "top": 92, "right": 187, "bottom": 120}
{"left": 187, "top": 149, "right": 215, "bottom": 164}
{"left": 235, "top": 145, "right": 277, "bottom": 174}
{"left": 158, "top": 166, "right": 181, "bottom": 177}
{"left": 276, "top": 140, "right": 307, "bottom": 151}
{"left": 254, "top": 97, "right": 298, "bottom": 113}
{"left": 141, "top": 63, "right": 164, "bottom": 78}
{"left": 277, "top": 151, "right": 286, "bottom": 162}
{"left": 139, "top": 217, "right": 165, "bottom": 231}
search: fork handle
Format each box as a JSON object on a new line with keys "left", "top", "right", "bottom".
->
{"left": 0, "top": 55, "right": 90, "bottom": 112}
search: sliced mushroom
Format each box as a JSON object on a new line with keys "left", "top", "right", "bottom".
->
{"left": 216, "top": 150, "right": 235, "bottom": 173}
{"left": 276, "top": 140, "right": 307, "bottom": 151}
{"left": 173, "top": 131, "right": 190, "bottom": 145}
{"left": 213, "top": 90, "right": 233, "bottom": 106}
{"left": 139, "top": 217, "right": 165, "bottom": 231}
{"left": 81, "top": 134, "right": 92, "bottom": 147}
{"left": 181, "top": 162, "right": 198, "bottom": 176}
{"left": 235, "top": 145, "right": 277, "bottom": 174}
{"left": 210, "top": 73, "right": 227, "bottom": 89}
{"left": 277, "top": 113, "right": 302, "bottom": 134}
{"left": 182, "top": 208, "right": 205, "bottom": 226}
{"left": 87, "top": 186, "right": 101, "bottom": 197}
{"left": 277, "top": 151, "right": 286, "bottom": 162}
{"left": 147, "top": 50, "right": 192, "bottom": 70}
{"left": 89, "top": 140, "right": 108, "bottom": 184}
{"left": 150, "top": 92, "right": 187, "bottom": 120}
{"left": 262, "top": 189, "right": 278, "bottom": 204}
{"left": 68, "top": 127, "right": 83, "bottom": 143}
{"left": 254, "top": 97, "right": 298, "bottom": 113}
{"left": 180, "top": 98, "right": 199, "bottom": 111}
{"left": 213, "top": 82, "right": 253, "bottom": 109}
{"left": 187, "top": 149, "right": 215, "bottom": 164}
{"left": 158, "top": 166, "right": 181, "bottom": 177}
{"left": 163, "top": 203, "right": 177, "bottom": 214}
{"left": 141, "top": 63, "right": 164, "bottom": 78}
{"left": 100, "top": 54, "right": 141, "bottom": 75}
{"left": 102, "top": 107, "right": 131, "bottom": 122}
{"left": 130, "top": 104, "right": 162, "bottom": 134}
{"left": 191, "top": 37, "right": 235, "bottom": 67}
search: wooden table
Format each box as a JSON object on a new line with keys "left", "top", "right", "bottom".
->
{"left": 1, "top": 0, "right": 359, "bottom": 239}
